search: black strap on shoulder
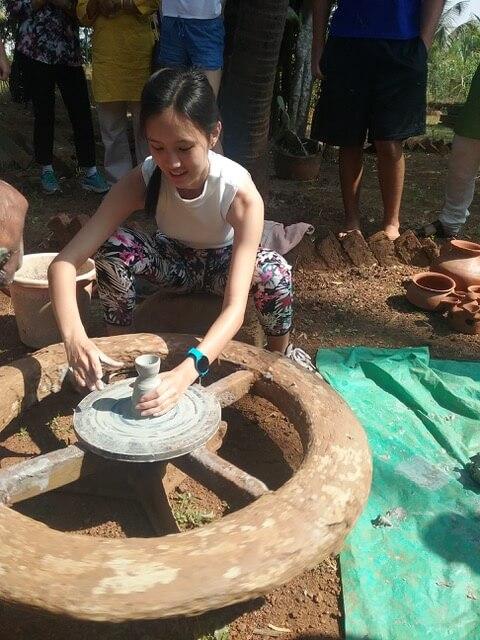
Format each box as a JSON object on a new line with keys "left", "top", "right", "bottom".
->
{"left": 145, "top": 166, "right": 161, "bottom": 219}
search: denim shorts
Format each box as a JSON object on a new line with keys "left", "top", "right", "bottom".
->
{"left": 155, "top": 15, "right": 225, "bottom": 70}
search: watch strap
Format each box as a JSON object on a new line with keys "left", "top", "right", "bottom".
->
{"left": 186, "top": 347, "right": 209, "bottom": 377}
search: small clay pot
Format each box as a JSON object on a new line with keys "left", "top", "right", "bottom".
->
{"left": 405, "top": 272, "right": 456, "bottom": 311}
{"left": 433, "top": 239, "right": 480, "bottom": 290}
{"left": 436, "top": 293, "right": 464, "bottom": 312}
{"left": 467, "top": 285, "right": 480, "bottom": 299}
{"left": 448, "top": 304, "right": 480, "bottom": 335}
{"left": 273, "top": 139, "right": 322, "bottom": 181}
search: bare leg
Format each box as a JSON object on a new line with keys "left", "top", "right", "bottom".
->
{"left": 375, "top": 139, "right": 404, "bottom": 240}
{"left": 339, "top": 146, "right": 364, "bottom": 234}
{"left": 202, "top": 68, "right": 223, "bottom": 154}
{"left": 266, "top": 333, "right": 289, "bottom": 354}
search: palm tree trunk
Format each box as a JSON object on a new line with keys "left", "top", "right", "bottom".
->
{"left": 221, "top": 0, "right": 290, "bottom": 195}
{"left": 289, "top": 4, "right": 313, "bottom": 137}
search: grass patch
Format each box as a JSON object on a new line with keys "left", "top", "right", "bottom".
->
{"left": 197, "top": 626, "right": 229, "bottom": 640}
{"left": 172, "top": 491, "right": 215, "bottom": 530}
{"left": 48, "top": 415, "right": 72, "bottom": 443}
{"left": 17, "top": 426, "right": 29, "bottom": 439}
{"left": 426, "top": 123, "right": 455, "bottom": 144}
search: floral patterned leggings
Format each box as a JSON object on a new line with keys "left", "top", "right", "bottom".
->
{"left": 95, "top": 227, "right": 293, "bottom": 336}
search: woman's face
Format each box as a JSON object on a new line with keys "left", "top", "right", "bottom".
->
{"left": 145, "top": 107, "right": 220, "bottom": 192}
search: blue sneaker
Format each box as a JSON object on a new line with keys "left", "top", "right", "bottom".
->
{"left": 80, "top": 170, "right": 110, "bottom": 194}
{"left": 41, "top": 169, "right": 61, "bottom": 194}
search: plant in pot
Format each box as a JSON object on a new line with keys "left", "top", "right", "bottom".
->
{"left": 273, "top": 97, "right": 322, "bottom": 181}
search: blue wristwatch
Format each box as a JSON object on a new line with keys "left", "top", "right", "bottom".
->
{"left": 186, "top": 347, "right": 210, "bottom": 377}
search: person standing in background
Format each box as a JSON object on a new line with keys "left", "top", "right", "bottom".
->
{"left": 418, "top": 62, "right": 480, "bottom": 239}
{"left": 154, "top": 1, "right": 225, "bottom": 99}
{"left": 77, "top": 0, "right": 159, "bottom": 184}
{"left": 311, "top": 0, "right": 445, "bottom": 240}
{"left": 6, "top": 0, "right": 109, "bottom": 194}
{"left": 0, "top": 40, "right": 11, "bottom": 80}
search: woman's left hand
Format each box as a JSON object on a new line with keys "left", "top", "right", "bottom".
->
{"left": 136, "top": 366, "right": 195, "bottom": 417}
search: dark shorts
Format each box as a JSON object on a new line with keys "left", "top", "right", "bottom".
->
{"left": 455, "top": 62, "right": 480, "bottom": 140}
{"left": 311, "top": 37, "right": 427, "bottom": 146}
{"left": 155, "top": 15, "right": 225, "bottom": 71}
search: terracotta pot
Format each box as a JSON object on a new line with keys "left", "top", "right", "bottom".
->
{"left": 467, "top": 285, "right": 480, "bottom": 299}
{"left": 432, "top": 239, "right": 480, "bottom": 290}
{"left": 448, "top": 304, "right": 480, "bottom": 335}
{"left": 437, "top": 293, "right": 464, "bottom": 312}
{"left": 405, "top": 272, "right": 456, "bottom": 311}
{"left": 273, "top": 139, "right": 322, "bottom": 181}
{"left": 10, "top": 253, "right": 96, "bottom": 349}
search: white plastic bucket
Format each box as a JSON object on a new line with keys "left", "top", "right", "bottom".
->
{"left": 10, "top": 253, "right": 96, "bottom": 349}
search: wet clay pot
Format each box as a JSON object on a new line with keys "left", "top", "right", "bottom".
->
{"left": 448, "top": 301, "right": 480, "bottom": 335}
{"left": 131, "top": 354, "right": 161, "bottom": 419}
{"left": 405, "top": 272, "right": 456, "bottom": 311}
{"left": 432, "top": 239, "right": 480, "bottom": 290}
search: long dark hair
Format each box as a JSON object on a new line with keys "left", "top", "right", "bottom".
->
{"left": 141, "top": 69, "right": 221, "bottom": 218}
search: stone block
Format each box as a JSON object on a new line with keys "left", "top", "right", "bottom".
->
{"left": 368, "top": 231, "right": 399, "bottom": 267}
{"left": 316, "top": 231, "right": 350, "bottom": 270}
{"left": 394, "top": 230, "right": 430, "bottom": 267}
{"left": 339, "top": 230, "right": 377, "bottom": 268}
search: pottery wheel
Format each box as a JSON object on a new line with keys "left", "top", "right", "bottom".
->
{"left": 73, "top": 379, "right": 221, "bottom": 462}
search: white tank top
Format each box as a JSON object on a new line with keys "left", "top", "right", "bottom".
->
{"left": 162, "top": 1, "right": 222, "bottom": 19}
{"left": 141, "top": 151, "right": 250, "bottom": 249}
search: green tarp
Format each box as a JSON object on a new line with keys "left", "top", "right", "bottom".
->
{"left": 315, "top": 347, "right": 480, "bottom": 640}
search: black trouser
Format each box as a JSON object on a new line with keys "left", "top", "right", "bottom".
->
{"left": 19, "top": 52, "right": 96, "bottom": 167}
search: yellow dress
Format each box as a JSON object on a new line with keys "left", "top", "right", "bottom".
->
{"left": 77, "top": 0, "right": 158, "bottom": 103}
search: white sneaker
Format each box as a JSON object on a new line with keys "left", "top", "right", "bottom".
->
{"left": 284, "top": 344, "right": 317, "bottom": 373}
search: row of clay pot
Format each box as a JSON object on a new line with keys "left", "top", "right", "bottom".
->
{"left": 405, "top": 275, "right": 480, "bottom": 334}
{"left": 404, "top": 239, "right": 480, "bottom": 335}
{"left": 432, "top": 239, "right": 480, "bottom": 290}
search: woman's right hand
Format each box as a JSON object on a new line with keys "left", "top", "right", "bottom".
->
{"left": 65, "top": 335, "right": 124, "bottom": 392}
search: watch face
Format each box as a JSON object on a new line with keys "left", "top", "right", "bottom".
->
{"left": 198, "top": 355, "right": 209, "bottom": 375}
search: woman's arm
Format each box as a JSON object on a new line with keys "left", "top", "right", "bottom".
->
{"left": 137, "top": 176, "right": 264, "bottom": 416}
{"left": 197, "top": 177, "right": 264, "bottom": 363}
{"left": 48, "top": 166, "right": 146, "bottom": 389}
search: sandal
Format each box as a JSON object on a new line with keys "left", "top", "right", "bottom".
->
{"left": 284, "top": 344, "right": 320, "bottom": 375}
{"left": 416, "top": 219, "right": 458, "bottom": 239}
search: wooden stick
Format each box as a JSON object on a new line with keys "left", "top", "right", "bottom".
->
{"left": 176, "top": 447, "right": 269, "bottom": 501}
{"left": 0, "top": 445, "right": 105, "bottom": 505}
{"left": 205, "top": 370, "right": 255, "bottom": 407}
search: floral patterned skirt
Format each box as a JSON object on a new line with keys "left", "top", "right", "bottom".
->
{"left": 95, "top": 227, "right": 293, "bottom": 336}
